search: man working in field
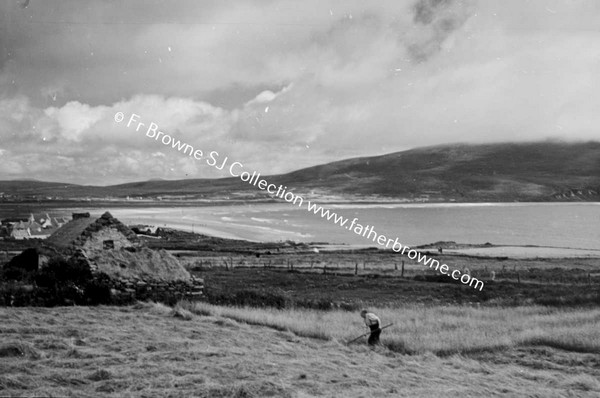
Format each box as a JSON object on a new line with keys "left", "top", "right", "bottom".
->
{"left": 360, "top": 309, "right": 382, "bottom": 346}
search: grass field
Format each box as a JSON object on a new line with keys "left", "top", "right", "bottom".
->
{"left": 179, "top": 302, "right": 600, "bottom": 356}
{"left": 1, "top": 303, "right": 600, "bottom": 397}
{"left": 197, "top": 265, "right": 600, "bottom": 309}
{"left": 2, "top": 227, "right": 600, "bottom": 396}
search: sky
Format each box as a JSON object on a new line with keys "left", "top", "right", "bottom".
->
{"left": 1, "top": 0, "right": 599, "bottom": 185}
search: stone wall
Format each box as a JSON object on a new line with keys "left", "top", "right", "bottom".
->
{"left": 102, "top": 275, "right": 204, "bottom": 304}
{"left": 82, "top": 227, "right": 136, "bottom": 253}
{"left": 71, "top": 249, "right": 204, "bottom": 304}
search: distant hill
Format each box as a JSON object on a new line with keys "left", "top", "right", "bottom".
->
{"left": 273, "top": 141, "right": 600, "bottom": 201}
{"left": 0, "top": 181, "right": 80, "bottom": 196}
{"left": 2, "top": 141, "right": 600, "bottom": 202}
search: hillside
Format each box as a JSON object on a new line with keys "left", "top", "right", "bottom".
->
{"left": 2, "top": 141, "right": 599, "bottom": 202}
{"left": 275, "top": 141, "right": 600, "bottom": 201}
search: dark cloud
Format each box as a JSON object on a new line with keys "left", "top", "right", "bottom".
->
{"left": 414, "top": 0, "right": 453, "bottom": 24}
{"left": 408, "top": 0, "right": 474, "bottom": 62}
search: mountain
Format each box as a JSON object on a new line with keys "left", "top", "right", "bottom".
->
{"left": 2, "top": 141, "right": 599, "bottom": 202}
{"left": 274, "top": 141, "right": 600, "bottom": 201}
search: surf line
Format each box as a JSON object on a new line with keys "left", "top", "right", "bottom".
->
{"left": 115, "top": 111, "right": 484, "bottom": 291}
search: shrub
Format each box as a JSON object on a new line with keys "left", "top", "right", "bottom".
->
{"left": 1, "top": 248, "right": 40, "bottom": 282}
{"left": 84, "top": 273, "right": 113, "bottom": 305}
{"left": 35, "top": 257, "right": 92, "bottom": 287}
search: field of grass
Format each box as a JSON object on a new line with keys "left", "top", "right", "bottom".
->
{"left": 195, "top": 266, "right": 600, "bottom": 309}
{"left": 1, "top": 303, "right": 600, "bottom": 397}
{"left": 179, "top": 250, "right": 600, "bottom": 285}
{"left": 180, "top": 302, "right": 600, "bottom": 356}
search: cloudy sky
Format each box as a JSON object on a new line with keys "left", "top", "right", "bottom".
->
{"left": 1, "top": 0, "right": 599, "bottom": 185}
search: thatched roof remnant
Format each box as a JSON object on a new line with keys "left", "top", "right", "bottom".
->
{"left": 89, "top": 247, "right": 191, "bottom": 282}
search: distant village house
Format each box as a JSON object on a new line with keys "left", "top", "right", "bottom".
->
{"left": 1, "top": 213, "right": 68, "bottom": 240}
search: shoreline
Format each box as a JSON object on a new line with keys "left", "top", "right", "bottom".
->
{"left": 2, "top": 202, "right": 599, "bottom": 257}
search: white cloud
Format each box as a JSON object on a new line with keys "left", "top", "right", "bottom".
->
{"left": 44, "top": 102, "right": 106, "bottom": 141}
{"left": 1, "top": 0, "right": 600, "bottom": 183}
{"left": 253, "top": 91, "right": 277, "bottom": 104}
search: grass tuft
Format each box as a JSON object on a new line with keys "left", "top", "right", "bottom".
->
{"left": 0, "top": 341, "right": 42, "bottom": 359}
{"left": 171, "top": 305, "right": 193, "bottom": 320}
{"left": 87, "top": 369, "right": 112, "bottom": 382}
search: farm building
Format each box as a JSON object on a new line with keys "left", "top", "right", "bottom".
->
{"left": 9, "top": 221, "right": 30, "bottom": 239}
{"left": 46, "top": 212, "right": 140, "bottom": 252}
{"left": 40, "top": 211, "right": 204, "bottom": 302}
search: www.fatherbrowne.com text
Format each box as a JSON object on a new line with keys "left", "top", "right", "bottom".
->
{"left": 114, "top": 111, "right": 484, "bottom": 291}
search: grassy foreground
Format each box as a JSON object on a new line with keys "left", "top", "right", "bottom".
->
{"left": 1, "top": 303, "right": 600, "bottom": 397}
{"left": 180, "top": 302, "right": 600, "bottom": 356}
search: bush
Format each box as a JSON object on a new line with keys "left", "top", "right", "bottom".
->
{"left": 84, "top": 273, "right": 113, "bottom": 305}
{"left": 1, "top": 266, "right": 31, "bottom": 282}
{"left": 0, "top": 281, "right": 42, "bottom": 306}
{"left": 1, "top": 248, "right": 40, "bottom": 282}
{"left": 1, "top": 253, "right": 116, "bottom": 306}
{"left": 35, "top": 257, "right": 92, "bottom": 287}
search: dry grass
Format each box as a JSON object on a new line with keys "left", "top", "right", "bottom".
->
{"left": 181, "top": 301, "right": 600, "bottom": 356}
{"left": 1, "top": 304, "right": 599, "bottom": 397}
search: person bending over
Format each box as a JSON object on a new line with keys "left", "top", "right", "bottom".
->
{"left": 360, "top": 309, "right": 382, "bottom": 346}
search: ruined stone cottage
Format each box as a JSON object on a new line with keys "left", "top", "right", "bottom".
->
{"left": 43, "top": 211, "right": 203, "bottom": 302}
{"left": 46, "top": 212, "right": 139, "bottom": 253}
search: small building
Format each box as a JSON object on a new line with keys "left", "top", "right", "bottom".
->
{"left": 3, "top": 213, "right": 64, "bottom": 240}
{"left": 26, "top": 220, "right": 47, "bottom": 238}
{"left": 5, "top": 211, "right": 203, "bottom": 304}
{"left": 46, "top": 212, "right": 139, "bottom": 253}
{"left": 10, "top": 221, "right": 30, "bottom": 239}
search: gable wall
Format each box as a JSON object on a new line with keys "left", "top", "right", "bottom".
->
{"left": 82, "top": 227, "right": 135, "bottom": 253}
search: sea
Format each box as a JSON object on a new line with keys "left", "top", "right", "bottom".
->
{"left": 55, "top": 202, "right": 600, "bottom": 251}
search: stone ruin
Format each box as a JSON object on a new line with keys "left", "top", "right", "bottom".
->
{"left": 2, "top": 212, "right": 203, "bottom": 305}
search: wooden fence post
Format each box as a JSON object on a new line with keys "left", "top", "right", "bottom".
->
{"left": 401, "top": 261, "right": 405, "bottom": 278}
{"left": 355, "top": 262, "right": 358, "bottom": 275}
